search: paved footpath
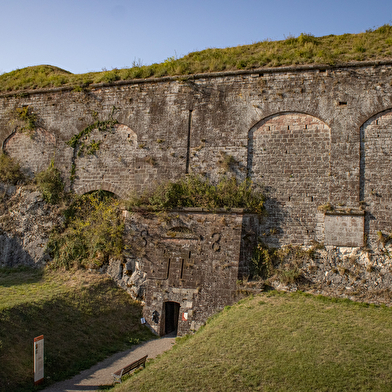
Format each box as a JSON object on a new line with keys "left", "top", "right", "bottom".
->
{"left": 42, "top": 336, "right": 176, "bottom": 392}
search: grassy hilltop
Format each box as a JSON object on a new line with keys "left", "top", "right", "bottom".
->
{"left": 111, "top": 292, "right": 392, "bottom": 392}
{"left": 1, "top": 25, "right": 392, "bottom": 93}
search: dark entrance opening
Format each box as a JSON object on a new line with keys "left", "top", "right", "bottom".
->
{"left": 164, "top": 301, "right": 180, "bottom": 335}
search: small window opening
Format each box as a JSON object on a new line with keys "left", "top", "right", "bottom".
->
{"left": 166, "top": 258, "right": 171, "bottom": 279}
{"left": 180, "top": 259, "right": 184, "bottom": 279}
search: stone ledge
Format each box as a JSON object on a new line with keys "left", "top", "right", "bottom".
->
{"left": 126, "top": 206, "right": 256, "bottom": 214}
{"left": 325, "top": 209, "right": 365, "bottom": 216}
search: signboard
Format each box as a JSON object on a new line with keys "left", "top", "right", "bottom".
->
{"left": 34, "top": 335, "right": 44, "bottom": 385}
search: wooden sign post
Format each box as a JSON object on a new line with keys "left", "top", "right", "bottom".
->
{"left": 34, "top": 335, "right": 44, "bottom": 385}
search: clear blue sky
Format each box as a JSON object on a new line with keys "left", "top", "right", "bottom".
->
{"left": 1, "top": 0, "right": 391, "bottom": 75}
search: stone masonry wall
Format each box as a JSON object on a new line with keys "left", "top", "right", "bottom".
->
{"left": 114, "top": 209, "right": 259, "bottom": 336}
{"left": 1, "top": 63, "right": 392, "bottom": 247}
{"left": 250, "top": 112, "right": 331, "bottom": 246}
{"left": 360, "top": 109, "right": 392, "bottom": 247}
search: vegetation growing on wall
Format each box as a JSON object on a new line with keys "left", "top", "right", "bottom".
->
{"left": 8, "top": 106, "right": 37, "bottom": 134}
{"left": 67, "top": 107, "right": 119, "bottom": 157}
{"left": 0, "top": 153, "right": 24, "bottom": 184}
{"left": 251, "top": 241, "right": 324, "bottom": 283}
{"left": 47, "top": 191, "right": 124, "bottom": 269}
{"left": 217, "top": 151, "right": 237, "bottom": 172}
{"left": 377, "top": 230, "right": 392, "bottom": 248}
{"left": 67, "top": 118, "right": 118, "bottom": 150}
{"left": 35, "top": 160, "right": 64, "bottom": 204}
{"left": 127, "top": 175, "right": 266, "bottom": 214}
{"left": 0, "top": 25, "right": 392, "bottom": 93}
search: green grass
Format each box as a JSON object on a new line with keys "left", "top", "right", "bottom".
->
{"left": 1, "top": 25, "right": 392, "bottom": 93}
{"left": 112, "top": 292, "right": 392, "bottom": 392}
{"left": 0, "top": 268, "right": 155, "bottom": 391}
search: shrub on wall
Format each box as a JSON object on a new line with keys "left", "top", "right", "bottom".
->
{"left": 35, "top": 160, "right": 64, "bottom": 204}
{"left": 251, "top": 242, "right": 323, "bottom": 283}
{"left": 127, "top": 175, "right": 266, "bottom": 215}
{"left": 47, "top": 191, "right": 124, "bottom": 269}
{"left": 0, "top": 153, "right": 24, "bottom": 185}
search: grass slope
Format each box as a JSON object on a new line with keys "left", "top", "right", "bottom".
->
{"left": 1, "top": 25, "right": 392, "bottom": 93}
{"left": 113, "top": 292, "right": 392, "bottom": 392}
{"left": 0, "top": 268, "right": 154, "bottom": 392}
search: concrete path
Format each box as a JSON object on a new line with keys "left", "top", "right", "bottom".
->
{"left": 42, "top": 336, "right": 176, "bottom": 392}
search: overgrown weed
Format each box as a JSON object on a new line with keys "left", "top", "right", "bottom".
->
{"left": 47, "top": 190, "right": 124, "bottom": 269}
{"left": 251, "top": 241, "right": 323, "bottom": 283}
{"left": 127, "top": 175, "right": 266, "bottom": 214}
{"left": 35, "top": 159, "right": 64, "bottom": 204}
{"left": 0, "top": 153, "right": 24, "bottom": 184}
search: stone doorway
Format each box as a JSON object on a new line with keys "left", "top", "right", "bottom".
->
{"left": 164, "top": 301, "right": 180, "bottom": 335}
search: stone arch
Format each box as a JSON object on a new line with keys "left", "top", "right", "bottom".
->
{"left": 3, "top": 128, "right": 56, "bottom": 177}
{"left": 75, "top": 182, "right": 124, "bottom": 199}
{"left": 73, "top": 123, "right": 137, "bottom": 199}
{"left": 360, "top": 108, "right": 392, "bottom": 245}
{"left": 248, "top": 112, "right": 331, "bottom": 245}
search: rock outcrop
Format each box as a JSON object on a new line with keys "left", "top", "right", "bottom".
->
{"left": 0, "top": 183, "right": 61, "bottom": 267}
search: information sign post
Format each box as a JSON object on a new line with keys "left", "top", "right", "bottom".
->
{"left": 34, "top": 335, "right": 44, "bottom": 385}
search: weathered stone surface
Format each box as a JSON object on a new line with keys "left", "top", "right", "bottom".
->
{"left": 2, "top": 63, "right": 392, "bottom": 332}
{"left": 120, "top": 209, "right": 259, "bottom": 336}
{"left": 1, "top": 64, "right": 391, "bottom": 247}
{"left": 324, "top": 213, "right": 364, "bottom": 247}
{"left": 0, "top": 185, "right": 61, "bottom": 267}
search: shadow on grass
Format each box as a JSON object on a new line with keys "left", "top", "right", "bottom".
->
{"left": 0, "top": 266, "right": 45, "bottom": 286}
{"left": 0, "top": 277, "right": 154, "bottom": 392}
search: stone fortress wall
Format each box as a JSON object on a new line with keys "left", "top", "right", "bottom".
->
{"left": 2, "top": 61, "right": 392, "bottom": 334}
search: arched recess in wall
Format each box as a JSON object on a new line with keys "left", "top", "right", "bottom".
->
{"left": 3, "top": 128, "right": 57, "bottom": 177}
{"left": 73, "top": 124, "right": 137, "bottom": 200}
{"left": 360, "top": 108, "right": 392, "bottom": 245}
{"left": 248, "top": 112, "right": 331, "bottom": 245}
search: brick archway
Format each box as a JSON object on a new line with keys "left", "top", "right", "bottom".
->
{"left": 73, "top": 182, "right": 126, "bottom": 199}
{"left": 360, "top": 108, "right": 392, "bottom": 245}
{"left": 248, "top": 112, "right": 331, "bottom": 245}
{"left": 72, "top": 123, "right": 137, "bottom": 199}
{"left": 4, "top": 128, "right": 56, "bottom": 177}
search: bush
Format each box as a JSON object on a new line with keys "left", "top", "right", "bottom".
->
{"left": 35, "top": 160, "right": 64, "bottom": 204}
{"left": 127, "top": 175, "right": 266, "bottom": 214}
{"left": 47, "top": 191, "right": 124, "bottom": 269}
{"left": 0, "top": 153, "right": 24, "bottom": 184}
